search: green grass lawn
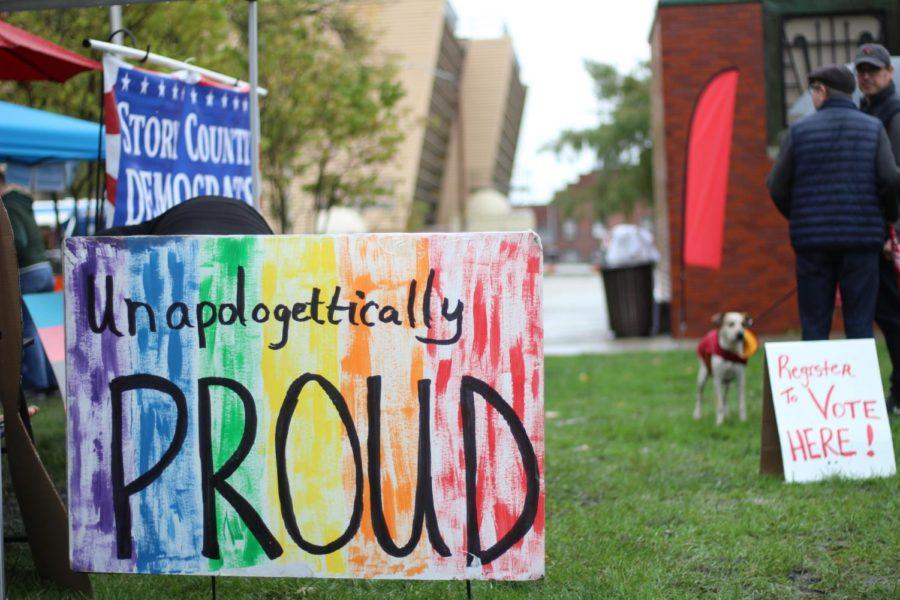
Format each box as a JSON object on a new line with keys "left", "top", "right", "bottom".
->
{"left": 5, "top": 345, "right": 899, "bottom": 599}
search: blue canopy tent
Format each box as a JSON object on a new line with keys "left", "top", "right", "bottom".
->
{"left": 0, "top": 99, "right": 104, "bottom": 167}
{"left": 0, "top": 100, "right": 105, "bottom": 239}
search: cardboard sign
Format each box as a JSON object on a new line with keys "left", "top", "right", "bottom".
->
{"left": 64, "top": 233, "right": 544, "bottom": 580}
{"left": 765, "top": 340, "right": 896, "bottom": 483}
{"left": 1, "top": 200, "right": 92, "bottom": 595}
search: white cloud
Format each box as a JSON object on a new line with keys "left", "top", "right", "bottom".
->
{"left": 451, "top": 0, "right": 657, "bottom": 204}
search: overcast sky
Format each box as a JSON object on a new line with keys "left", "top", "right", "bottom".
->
{"left": 451, "top": 0, "right": 658, "bottom": 204}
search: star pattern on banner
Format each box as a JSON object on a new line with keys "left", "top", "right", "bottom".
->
{"left": 121, "top": 75, "right": 248, "bottom": 112}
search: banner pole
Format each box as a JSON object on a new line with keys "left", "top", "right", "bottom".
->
{"left": 84, "top": 39, "right": 267, "bottom": 96}
{"left": 248, "top": 0, "right": 261, "bottom": 209}
{"left": 109, "top": 5, "right": 123, "bottom": 45}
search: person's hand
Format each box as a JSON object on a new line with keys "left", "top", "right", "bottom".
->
{"left": 885, "top": 239, "right": 893, "bottom": 261}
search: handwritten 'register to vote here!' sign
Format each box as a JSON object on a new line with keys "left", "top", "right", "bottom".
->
{"left": 64, "top": 233, "right": 544, "bottom": 580}
{"left": 766, "top": 340, "right": 896, "bottom": 483}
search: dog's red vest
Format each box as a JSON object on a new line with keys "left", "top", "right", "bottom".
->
{"left": 697, "top": 329, "right": 747, "bottom": 371}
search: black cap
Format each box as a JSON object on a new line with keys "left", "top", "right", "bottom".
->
{"left": 855, "top": 43, "right": 891, "bottom": 69}
{"left": 808, "top": 64, "right": 856, "bottom": 95}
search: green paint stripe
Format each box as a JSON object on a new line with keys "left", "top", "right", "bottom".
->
{"left": 200, "top": 237, "right": 267, "bottom": 570}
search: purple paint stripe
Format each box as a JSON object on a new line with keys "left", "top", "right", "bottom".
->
{"left": 66, "top": 237, "right": 136, "bottom": 572}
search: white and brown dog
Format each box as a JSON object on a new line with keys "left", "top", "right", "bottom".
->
{"left": 694, "top": 312, "right": 756, "bottom": 426}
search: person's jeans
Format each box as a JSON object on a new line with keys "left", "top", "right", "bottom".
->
{"left": 795, "top": 250, "right": 879, "bottom": 341}
{"left": 19, "top": 262, "right": 56, "bottom": 391}
{"left": 875, "top": 252, "right": 900, "bottom": 404}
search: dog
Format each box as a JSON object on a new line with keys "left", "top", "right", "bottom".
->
{"left": 694, "top": 312, "right": 755, "bottom": 426}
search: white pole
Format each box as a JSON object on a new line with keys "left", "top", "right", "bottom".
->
{"left": 109, "top": 5, "right": 123, "bottom": 45}
{"left": 83, "top": 39, "right": 268, "bottom": 96}
{"left": 248, "top": 0, "right": 261, "bottom": 208}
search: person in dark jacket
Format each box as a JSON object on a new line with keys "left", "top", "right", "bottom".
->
{"left": 855, "top": 43, "right": 900, "bottom": 414}
{"left": 767, "top": 64, "right": 900, "bottom": 341}
{"left": 1, "top": 169, "right": 56, "bottom": 391}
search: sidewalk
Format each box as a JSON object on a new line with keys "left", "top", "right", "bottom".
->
{"left": 542, "top": 264, "right": 693, "bottom": 356}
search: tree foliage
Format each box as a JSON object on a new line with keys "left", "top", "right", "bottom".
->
{"left": 550, "top": 61, "right": 651, "bottom": 220}
{"left": 1, "top": 0, "right": 404, "bottom": 232}
{"left": 249, "top": 1, "right": 404, "bottom": 232}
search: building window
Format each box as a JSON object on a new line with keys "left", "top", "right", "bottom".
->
{"left": 781, "top": 14, "right": 884, "bottom": 123}
{"left": 562, "top": 219, "right": 577, "bottom": 241}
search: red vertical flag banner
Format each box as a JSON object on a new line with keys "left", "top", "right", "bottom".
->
{"left": 682, "top": 68, "right": 739, "bottom": 269}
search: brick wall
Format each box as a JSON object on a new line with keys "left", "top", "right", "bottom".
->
{"left": 657, "top": 2, "right": 798, "bottom": 337}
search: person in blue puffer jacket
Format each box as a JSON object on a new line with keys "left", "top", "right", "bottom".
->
{"left": 767, "top": 64, "right": 900, "bottom": 341}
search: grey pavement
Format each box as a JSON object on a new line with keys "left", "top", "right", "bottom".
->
{"left": 542, "top": 264, "right": 693, "bottom": 356}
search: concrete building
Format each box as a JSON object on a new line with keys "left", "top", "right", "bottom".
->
{"left": 459, "top": 36, "right": 526, "bottom": 198}
{"left": 350, "top": 0, "right": 527, "bottom": 232}
{"left": 650, "top": 0, "right": 900, "bottom": 337}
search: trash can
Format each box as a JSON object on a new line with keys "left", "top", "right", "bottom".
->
{"left": 601, "top": 262, "right": 654, "bottom": 337}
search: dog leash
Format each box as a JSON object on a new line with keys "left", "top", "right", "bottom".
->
{"left": 754, "top": 285, "right": 797, "bottom": 326}
{"left": 752, "top": 226, "right": 896, "bottom": 327}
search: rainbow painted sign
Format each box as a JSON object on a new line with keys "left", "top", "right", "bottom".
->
{"left": 64, "top": 233, "right": 544, "bottom": 580}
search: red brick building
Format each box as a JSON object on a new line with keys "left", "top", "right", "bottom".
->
{"left": 651, "top": 0, "right": 900, "bottom": 337}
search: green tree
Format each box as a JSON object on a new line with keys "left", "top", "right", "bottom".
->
{"left": 550, "top": 61, "right": 651, "bottom": 220}
{"left": 1, "top": 4, "right": 239, "bottom": 196}
{"left": 1, "top": 1, "right": 404, "bottom": 232}
{"left": 249, "top": 1, "right": 404, "bottom": 232}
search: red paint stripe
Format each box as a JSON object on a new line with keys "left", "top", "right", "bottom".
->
{"left": 472, "top": 281, "right": 488, "bottom": 359}
{"left": 510, "top": 342, "right": 526, "bottom": 418}
{"left": 435, "top": 358, "right": 452, "bottom": 396}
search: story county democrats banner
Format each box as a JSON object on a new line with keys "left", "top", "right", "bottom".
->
{"left": 103, "top": 55, "right": 253, "bottom": 227}
{"left": 64, "top": 232, "right": 544, "bottom": 580}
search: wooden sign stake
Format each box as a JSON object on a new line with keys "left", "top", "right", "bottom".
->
{"left": 759, "top": 353, "right": 784, "bottom": 477}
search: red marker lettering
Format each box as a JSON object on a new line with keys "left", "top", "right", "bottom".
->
{"left": 819, "top": 427, "right": 838, "bottom": 458}
{"left": 787, "top": 429, "right": 807, "bottom": 462}
{"left": 836, "top": 428, "right": 856, "bottom": 457}
{"left": 806, "top": 385, "right": 835, "bottom": 419}
{"left": 801, "top": 427, "right": 821, "bottom": 459}
{"left": 863, "top": 400, "right": 880, "bottom": 420}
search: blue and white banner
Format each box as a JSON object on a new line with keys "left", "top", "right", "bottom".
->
{"left": 103, "top": 55, "right": 253, "bottom": 226}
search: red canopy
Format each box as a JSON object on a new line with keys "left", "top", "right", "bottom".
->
{"left": 0, "top": 19, "right": 99, "bottom": 82}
